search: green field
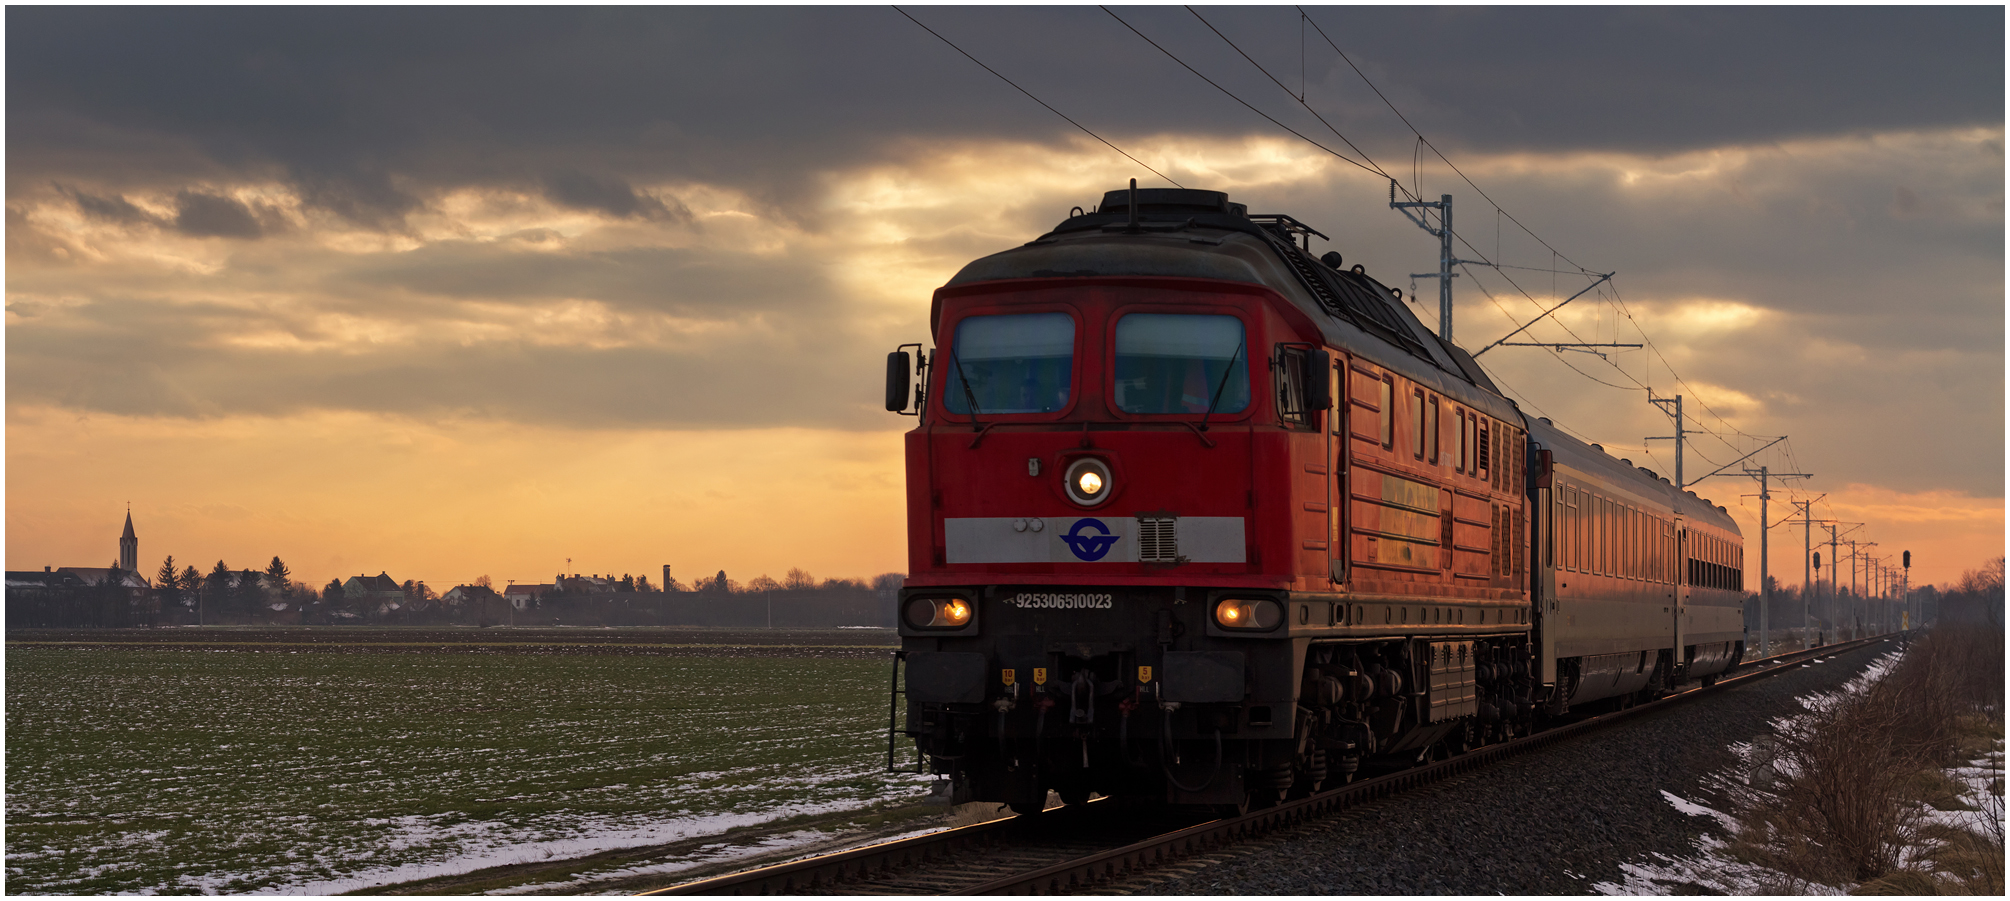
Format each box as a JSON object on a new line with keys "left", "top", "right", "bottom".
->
{"left": 4, "top": 629, "right": 922, "bottom": 894}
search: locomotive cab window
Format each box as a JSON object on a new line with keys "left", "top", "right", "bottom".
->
{"left": 1113, "top": 313, "right": 1248, "bottom": 415}
{"left": 943, "top": 312, "right": 1075, "bottom": 414}
{"left": 1274, "top": 346, "right": 1311, "bottom": 428}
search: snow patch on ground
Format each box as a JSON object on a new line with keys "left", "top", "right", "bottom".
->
{"left": 1593, "top": 648, "right": 2005, "bottom": 896}
{"left": 192, "top": 801, "right": 884, "bottom": 896}
{"left": 1657, "top": 790, "right": 1738, "bottom": 832}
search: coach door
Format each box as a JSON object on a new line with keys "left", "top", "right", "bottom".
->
{"left": 1673, "top": 521, "right": 1687, "bottom": 658}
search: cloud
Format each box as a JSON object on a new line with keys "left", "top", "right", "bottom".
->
{"left": 172, "top": 189, "right": 263, "bottom": 238}
{"left": 5, "top": 7, "right": 1999, "bottom": 233}
{"left": 541, "top": 170, "right": 693, "bottom": 223}
{"left": 60, "top": 184, "right": 157, "bottom": 224}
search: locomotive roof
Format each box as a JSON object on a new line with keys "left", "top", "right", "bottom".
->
{"left": 943, "top": 188, "right": 1521, "bottom": 425}
{"left": 1527, "top": 415, "right": 1742, "bottom": 535}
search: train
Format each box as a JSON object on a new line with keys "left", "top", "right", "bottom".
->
{"left": 882, "top": 185, "right": 1747, "bottom": 814}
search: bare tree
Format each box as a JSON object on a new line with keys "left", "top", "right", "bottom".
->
{"left": 784, "top": 567, "right": 815, "bottom": 590}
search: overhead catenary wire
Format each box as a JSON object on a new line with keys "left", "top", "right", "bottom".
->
{"left": 1100, "top": 6, "right": 1386, "bottom": 182}
{"left": 1167, "top": 7, "right": 1642, "bottom": 393}
{"left": 1282, "top": 10, "right": 1760, "bottom": 444}
{"left": 906, "top": 6, "right": 1794, "bottom": 489}
{"left": 1298, "top": 7, "right": 1769, "bottom": 455}
{"left": 892, "top": 6, "right": 1184, "bottom": 189}
{"left": 1132, "top": 7, "right": 1644, "bottom": 402}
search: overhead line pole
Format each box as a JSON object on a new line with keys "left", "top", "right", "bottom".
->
{"left": 1646, "top": 392, "right": 1686, "bottom": 488}
{"left": 1789, "top": 495, "right": 1829, "bottom": 645}
{"left": 1391, "top": 187, "right": 1456, "bottom": 342}
{"left": 1744, "top": 466, "right": 1811, "bottom": 656}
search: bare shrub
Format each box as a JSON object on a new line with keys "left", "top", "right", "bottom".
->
{"left": 1724, "top": 627, "right": 2005, "bottom": 890}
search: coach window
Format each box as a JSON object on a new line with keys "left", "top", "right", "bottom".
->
{"left": 1113, "top": 313, "right": 1248, "bottom": 415}
{"left": 944, "top": 312, "right": 1075, "bottom": 414}
{"left": 1570, "top": 488, "right": 1583, "bottom": 573}
{"left": 1585, "top": 493, "right": 1596, "bottom": 573}
{"left": 1379, "top": 376, "right": 1395, "bottom": 448}
{"left": 1561, "top": 488, "right": 1574, "bottom": 571}
{"left": 1627, "top": 509, "right": 1636, "bottom": 579}
{"left": 1613, "top": 501, "right": 1622, "bottom": 577}
{"left": 1628, "top": 508, "right": 1639, "bottom": 579}
{"left": 1598, "top": 497, "right": 1611, "bottom": 576}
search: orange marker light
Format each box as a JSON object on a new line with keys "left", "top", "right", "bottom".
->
{"left": 1214, "top": 598, "right": 1282, "bottom": 630}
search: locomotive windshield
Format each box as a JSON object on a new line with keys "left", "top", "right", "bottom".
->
{"left": 943, "top": 312, "right": 1075, "bottom": 414}
{"left": 1112, "top": 313, "right": 1249, "bottom": 415}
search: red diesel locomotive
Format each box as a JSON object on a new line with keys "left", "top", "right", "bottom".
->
{"left": 883, "top": 186, "right": 1747, "bottom": 813}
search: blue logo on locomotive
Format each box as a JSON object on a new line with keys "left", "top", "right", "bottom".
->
{"left": 1060, "top": 518, "right": 1120, "bottom": 561}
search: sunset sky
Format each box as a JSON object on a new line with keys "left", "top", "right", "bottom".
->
{"left": 6, "top": 6, "right": 2002, "bottom": 592}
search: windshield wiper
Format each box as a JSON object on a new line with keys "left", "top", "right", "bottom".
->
{"left": 1196, "top": 341, "right": 1245, "bottom": 434}
{"left": 948, "top": 345, "right": 983, "bottom": 431}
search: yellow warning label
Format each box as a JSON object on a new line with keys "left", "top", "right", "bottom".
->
{"left": 1033, "top": 667, "right": 1048, "bottom": 686}
{"left": 1001, "top": 668, "right": 1015, "bottom": 686}
{"left": 1138, "top": 665, "right": 1153, "bottom": 683}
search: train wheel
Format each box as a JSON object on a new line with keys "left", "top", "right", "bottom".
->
{"left": 1057, "top": 785, "right": 1091, "bottom": 807}
{"left": 1008, "top": 799, "right": 1047, "bottom": 818}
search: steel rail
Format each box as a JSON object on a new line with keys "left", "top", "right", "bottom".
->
{"left": 647, "top": 634, "right": 1894, "bottom": 896}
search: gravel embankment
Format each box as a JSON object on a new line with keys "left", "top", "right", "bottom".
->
{"left": 1121, "top": 640, "right": 1899, "bottom": 896}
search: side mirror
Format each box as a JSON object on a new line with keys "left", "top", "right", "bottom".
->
{"left": 1302, "top": 349, "right": 1331, "bottom": 413}
{"left": 885, "top": 351, "right": 912, "bottom": 412}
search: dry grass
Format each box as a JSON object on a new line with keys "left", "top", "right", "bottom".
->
{"left": 1721, "top": 627, "right": 2004, "bottom": 894}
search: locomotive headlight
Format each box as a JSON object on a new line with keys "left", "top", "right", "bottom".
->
{"left": 904, "top": 597, "right": 974, "bottom": 629}
{"left": 1214, "top": 598, "right": 1283, "bottom": 631}
{"left": 1063, "top": 458, "right": 1113, "bottom": 507}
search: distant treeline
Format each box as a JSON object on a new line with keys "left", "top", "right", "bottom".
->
{"left": 5, "top": 557, "right": 906, "bottom": 629}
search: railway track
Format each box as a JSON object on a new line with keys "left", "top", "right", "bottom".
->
{"left": 646, "top": 635, "right": 1894, "bottom": 896}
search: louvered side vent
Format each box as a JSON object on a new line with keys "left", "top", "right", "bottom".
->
{"left": 1138, "top": 516, "right": 1179, "bottom": 563}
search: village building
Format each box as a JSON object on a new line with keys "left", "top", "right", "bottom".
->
{"left": 503, "top": 583, "right": 553, "bottom": 610}
{"left": 341, "top": 572, "right": 404, "bottom": 609}
{"left": 440, "top": 584, "right": 501, "bottom": 607}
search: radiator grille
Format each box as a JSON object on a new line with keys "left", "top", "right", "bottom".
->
{"left": 1137, "top": 516, "right": 1179, "bottom": 563}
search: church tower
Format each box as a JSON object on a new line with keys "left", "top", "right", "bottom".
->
{"left": 119, "top": 509, "right": 137, "bottom": 573}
